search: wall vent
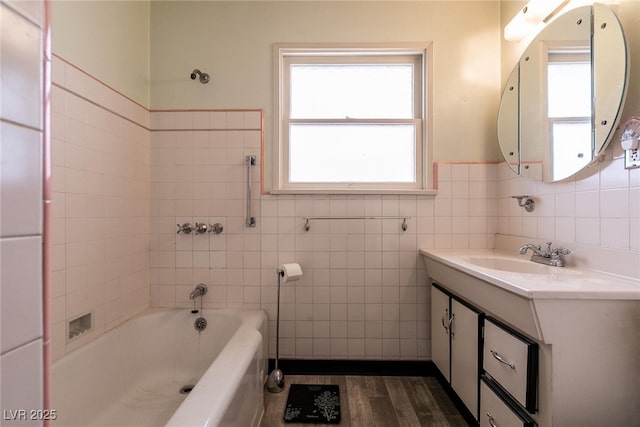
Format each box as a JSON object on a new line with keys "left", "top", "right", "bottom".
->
{"left": 68, "top": 312, "right": 92, "bottom": 341}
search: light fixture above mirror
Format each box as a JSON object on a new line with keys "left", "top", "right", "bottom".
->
{"left": 504, "top": 0, "right": 571, "bottom": 42}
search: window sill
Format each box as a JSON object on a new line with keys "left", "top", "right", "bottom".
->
{"left": 269, "top": 188, "right": 438, "bottom": 196}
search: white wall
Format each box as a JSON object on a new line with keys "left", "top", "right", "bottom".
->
{"left": 52, "top": 0, "right": 151, "bottom": 107}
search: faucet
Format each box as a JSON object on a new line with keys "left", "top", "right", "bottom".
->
{"left": 519, "top": 242, "right": 571, "bottom": 267}
{"left": 189, "top": 284, "right": 208, "bottom": 299}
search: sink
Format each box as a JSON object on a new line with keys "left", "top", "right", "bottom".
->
{"left": 466, "top": 256, "right": 560, "bottom": 275}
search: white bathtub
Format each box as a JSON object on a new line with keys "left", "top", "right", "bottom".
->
{"left": 51, "top": 308, "right": 268, "bottom": 427}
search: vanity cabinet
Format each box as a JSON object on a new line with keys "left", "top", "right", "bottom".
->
{"left": 430, "top": 283, "right": 483, "bottom": 421}
{"left": 422, "top": 248, "right": 640, "bottom": 427}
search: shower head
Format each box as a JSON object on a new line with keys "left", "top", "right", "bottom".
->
{"left": 190, "top": 69, "right": 210, "bottom": 84}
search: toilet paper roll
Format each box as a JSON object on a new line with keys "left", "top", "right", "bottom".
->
{"left": 280, "top": 263, "right": 303, "bottom": 283}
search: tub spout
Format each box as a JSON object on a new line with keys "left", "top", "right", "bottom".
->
{"left": 189, "top": 284, "right": 208, "bottom": 300}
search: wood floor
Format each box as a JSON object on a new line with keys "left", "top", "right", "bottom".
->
{"left": 260, "top": 375, "right": 467, "bottom": 427}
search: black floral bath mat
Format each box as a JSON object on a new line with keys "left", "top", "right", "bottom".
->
{"left": 283, "top": 384, "right": 341, "bottom": 424}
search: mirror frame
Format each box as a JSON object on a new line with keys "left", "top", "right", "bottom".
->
{"left": 497, "top": 4, "right": 629, "bottom": 182}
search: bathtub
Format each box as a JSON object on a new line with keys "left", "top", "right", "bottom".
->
{"left": 51, "top": 308, "right": 268, "bottom": 427}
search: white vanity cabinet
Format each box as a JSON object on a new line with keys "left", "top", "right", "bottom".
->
{"left": 421, "top": 248, "right": 640, "bottom": 427}
{"left": 430, "top": 283, "right": 483, "bottom": 421}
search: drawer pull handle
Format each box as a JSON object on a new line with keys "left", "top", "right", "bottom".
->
{"left": 490, "top": 348, "right": 516, "bottom": 369}
{"left": 486, "top": 412, "right": 499, "bottom": 427}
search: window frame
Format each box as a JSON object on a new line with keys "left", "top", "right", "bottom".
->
{"left": 272, "top": 43, "right": 433, "bottom": 194}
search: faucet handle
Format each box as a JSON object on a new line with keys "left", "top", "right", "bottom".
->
{"left": 552, "top": 247, "right": 572, "bottom": 256}
{"left": 177, "top": 223, "right": 194, "bottom": 234}
{"left": 194, "top": 222, "right": 209, "bottom": 234}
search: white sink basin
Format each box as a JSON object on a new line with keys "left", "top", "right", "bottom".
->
{"left": 465, "top": 256, "right": 578, "bottom": 275}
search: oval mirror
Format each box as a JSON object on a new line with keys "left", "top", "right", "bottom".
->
{"left": 497, "top": 4, "right": 629, "bottom": 182}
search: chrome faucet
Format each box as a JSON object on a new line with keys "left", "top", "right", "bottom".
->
{"left": 189, "top": 284, "right": 208, "bottom": 299}
{"left": 519, "top": 242, "right": 571, "bottom": 267}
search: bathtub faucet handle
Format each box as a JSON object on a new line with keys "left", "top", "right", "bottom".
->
{"left": 189, "top": 284, "right": 208, "bottom": 300}
{"left": 177, "top": 223, "right": 194, "bottom": 234}
{"left": 194, "top": 222, "right": 209, "bottom": 234}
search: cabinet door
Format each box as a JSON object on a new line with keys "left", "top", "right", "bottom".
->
{"left": 431, "top": 284, "right": 451, "bottom": 382}
{"left": 451, "top": 298, "right": 482, "bottom": 421}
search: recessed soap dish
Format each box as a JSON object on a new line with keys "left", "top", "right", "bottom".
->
{"left": 68, "top": 312, "right": 92, "bottom": 341}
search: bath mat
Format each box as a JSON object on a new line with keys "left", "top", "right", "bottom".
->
{"left": 283, "top": 384, "right": 341, "bottom": 424}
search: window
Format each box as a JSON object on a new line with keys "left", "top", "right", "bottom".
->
{"left": 273, "top": 44, "right": 431, "bottom": 193}
{"left": 546, "top": 46, "right": 592, "bottom": 180}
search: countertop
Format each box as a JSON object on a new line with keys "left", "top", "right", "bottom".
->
{"left": 420, "top": 248, "right": 640, "bottom": 300}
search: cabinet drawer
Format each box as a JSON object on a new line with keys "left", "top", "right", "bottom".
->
{"left": 480, "top": 377, "right": 536, "bottom": 427}
{"left": 483, "top": 317, "right": 538, "bottom": 412}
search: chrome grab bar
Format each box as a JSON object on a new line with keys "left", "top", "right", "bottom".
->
{"left": 246, "top": 155, "right": 256, "bottom": 227}
{"left": 490, "top": 348, "right": 516, "bottom": 369}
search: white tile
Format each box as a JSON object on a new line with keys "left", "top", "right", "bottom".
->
{"left": 555, "top": 217, "right": 575, "bottom": 243}
{"left": 630, "top": 169, "right": 640, "bottom": 187}
{"left": 0, "top": 4, "right": 41, "bottom": 129}
{"left": 575, "top": 191, "right": 600, "bottom": 218}
{"left": 0, "top": 340, "right": 43, "bottom": 426}
{"left": 451, "top": 164, "right": 469, "bottom": 182}
{"left": 436, "top": 163, "right": 452, "bottom": 182}
{"left": 601, "top": 218, "right": 630, "bottom": 249}
{"left": 629, "top": 187, "right": 640, "bottom": 219}
{"left": 600, "top": 158, "right": 629, "bottom": 189}
{"left": 0, "top": 123, "right": 42, "bottom": 237}
{"left": 243, "top": 111, "right": 262, "bottom": 129}
{"left": 211, "top": 112, "right": 227, "bottom": 130}
{"left": 600, "top": 189, "right": 629, "bottom": 218}
{"left": 555, "top": 192, "right": 575, "bottom": 217}
{"left": 1, "top": 237, "right": 43, "bottom": 353}
{"left": 227, "top": 112, "right": 244, "bottom": 129}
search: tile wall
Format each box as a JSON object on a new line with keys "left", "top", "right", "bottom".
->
{"left": 148, "top": 113, "right": 498, "bottom": 360}
{"left": 0, "top": 0, "right": 46, "bottom": 422}
{"left": 49, "top": 55, "right": 150, "bottom": 361}
{"left": 497, "top": 152, "right": 640, "bottom": 266}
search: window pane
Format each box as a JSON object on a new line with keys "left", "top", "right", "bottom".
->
{"left": 289, "top": 124, "right": 416, "bottom": 183}
{"left": 290, "top": 65, "right": 414, "bottom": 119}
{"left": 547, "top": 62, "right": 591, "bottom": 117}
{"left": 552, "top": 122, "right": 591, "bottom": 180}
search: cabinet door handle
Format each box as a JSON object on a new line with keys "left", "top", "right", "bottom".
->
{"left": 486, "top": 412, "right": 499, "bottom": 427}
{"left": 490, "top": 348, "right": 516, "bottom": 369}
{"left": 441, "top": 309, "right": 449, "bottom": 334}
{"left": 449, "top": 313, "right": 455, "bottom": 338}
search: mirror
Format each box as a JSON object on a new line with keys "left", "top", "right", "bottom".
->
{"left": 497, "top": 4, "right": 629, "bottom": 182}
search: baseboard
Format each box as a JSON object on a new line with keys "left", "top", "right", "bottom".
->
{"left": 267, "top": 359, "right": 436, "bottom": 376}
